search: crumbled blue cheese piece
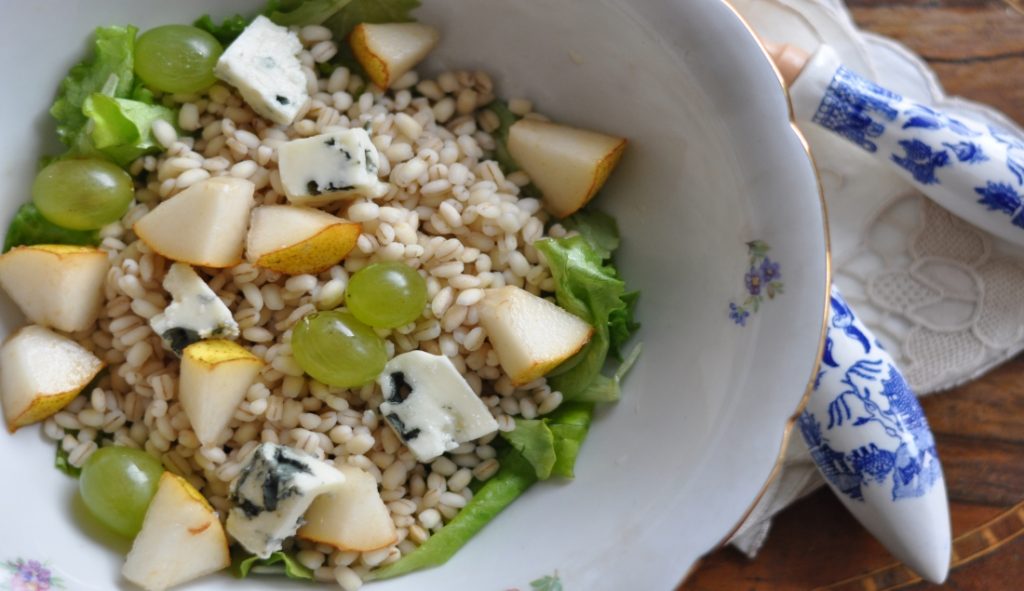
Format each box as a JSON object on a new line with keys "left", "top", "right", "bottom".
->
{"left": 226, "top": 443, "right": 345, "bottom": 559}
{"left": 277, "top": 128, "right": 389, "bottom": 205}
{"left": 378, "top": 351, "right": 499, "bottom": 462}
{"left": 149, "top": 263, "right": 239, "bottom": 356}
{"left": 214, "top": 15, "right": 307, "bottom": 126}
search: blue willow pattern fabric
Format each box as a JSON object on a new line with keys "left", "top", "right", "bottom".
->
{"left": 799, "top": 288, "right": 941, "bottom": 502}
{"left": 811, "top": 65, "right": 1024, "bottom": 232}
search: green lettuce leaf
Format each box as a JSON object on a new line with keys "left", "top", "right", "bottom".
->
{"left": 368, "top": 448, "right": 538, "bottom": 581}
{"left": 3, "top": 203, "right": 100, "bottom": 253}
{"left": 50, "top": 25, "right": 137, "bottom": 153}
{"left": 561, "top": 210, "right": 620, "bottom": 260}
{"left": 534, "top": 216, "right": 641, "bottom": 401}
{"left": 232, "top": 549, "right": 313, "bottom": 580}
{"left": 321, "top": 0, "right": 420, "bottom": 40}
{"left": 546, "top": 402, "right": 594, "bottom": 479}
{"left": 534, "top": 234, "right": 623, "bottom": 325}
{"left": 55, "top": 436, "right": 82, "bottom": 478}
{"left": 82, "top": 94, "right": 176, "bottom": 166}
{"left": 486, "top": 100, "right": 522, "bottom": 175}
{"left": 608, "top": 289, "right": 640, "bottom": 359}
{"left": 501, "top": 419, "right": 556, "bottom": 480}
{"left": 371, "top": 404, "right": 596, "bottom": 579}
{"left": 129, "top": 78, "right": 156, "bottom": 105}
{"left": 500, "top": 403, "right": 597, "bottom": 481}
{"left": 314, "top": 0, "right": 421, "bottom": 77}
{"left": 572, "top": 341, "right": 643, "bottom": 402}
{"left": 194, "top": 13, "right": 249, "bottom": 45}
{"left": 534, "top": 235, "right": 624, "bottom": 400}
{"left": 267, "top": 0, "right": 354, "bottom": 26}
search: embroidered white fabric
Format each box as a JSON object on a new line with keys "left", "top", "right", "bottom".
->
{"left": 727, "top": 0, "right": 1024, "bottom": 557}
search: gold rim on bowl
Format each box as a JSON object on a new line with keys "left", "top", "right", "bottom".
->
{"left": 678, "top": 0, "right": 834, "bottom": 583}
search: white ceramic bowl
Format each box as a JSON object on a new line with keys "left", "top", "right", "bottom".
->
{"left": 0, "top": 1, "right": 828, "bottom": 589}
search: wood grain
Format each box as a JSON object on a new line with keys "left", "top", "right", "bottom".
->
{"left": 681, "top": 1, "right": 1024, "bottom": 589}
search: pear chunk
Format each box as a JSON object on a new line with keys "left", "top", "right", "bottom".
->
{"left": 122, "top": 472, "right": 230, "bottom": 591}
{"left": 133, "top": 177, "right": 254, "bottom": 268}
{"left": 298, "top": 465, "right": 397, "bottom": 552}
{"left": 507, "top": 118, "right": 626, "bottom": 218}
{"left": 350, "top": 23, "right": 440, "bottom": 89}
{"left": 180, "top": 340, "right": 263, "bottom": 447}
{"left": 1, "top": 325, "right": 104, "bottom": 432}
{"left": 0, "top": 245, "right": 109, "bottom": 332}
{"left": 479, "top": 286, "right": 593, "bottom": 386}
{"left": 246, "top": 205, "right": 361, "bottom": 275}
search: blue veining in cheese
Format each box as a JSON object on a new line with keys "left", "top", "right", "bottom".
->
{"left": 149, "top": 263, "right": 238, "bottom": 356}
{"left": 226, "top": 443, "right": 345, "bottom": 559}
{"left": 278, "top": 128, "right": 389, "bottom": 204}
{"left": 378, "top": 351, "right": 499, "bottom": 462}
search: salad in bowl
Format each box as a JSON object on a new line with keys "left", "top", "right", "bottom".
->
{"left": 1, "top": 2, "right": 638, "bottom": 590}
{"left": 0, "top": 0, "right": 830, "bottom": 589}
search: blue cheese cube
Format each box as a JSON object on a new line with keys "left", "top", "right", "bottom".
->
{"left": 149, "top": 263, "right": 239, "bottom": 356}
{"left": 226, "top": 443, "right": 345, "bottom": 559}
{"left": 214, "top": 15, "right": 307, "bottom": 126}
{"left": 278, "top": 128, "right": 389, "bottom": 205}
{"left": 378, "top": 351, "right": 499, "bottom": 462}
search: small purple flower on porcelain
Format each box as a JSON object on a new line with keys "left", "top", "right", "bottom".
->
{"left": 744, "top": 266, "right": 762, "bottom": 296}
{"left": 729, "top": 240, "right": 784, "bottom": 327}
{"left": 760, "top": 257, "right": 781, "bottom": 283}
{"left": 729, "top": 303, "right": 750, "bottom": 326}
{"left": 4, "top": 559, "right": 60, "bottom": 591}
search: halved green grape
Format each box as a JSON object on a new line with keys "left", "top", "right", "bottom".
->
{"left": 292, "top": 311, "right": 387, "bottom": 387}
{"left": 32, "top": 158, "right": 134, "bottom": 230}
{"left": 345, "top": 262, "right": 428, "bottom": 328}
{"left": 79, "top": 447, "right": 164, "bottom": 538}
{"left": 134, "top": 25, "right": 222, "bottom": 94}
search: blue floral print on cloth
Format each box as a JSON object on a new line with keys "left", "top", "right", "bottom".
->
{"left": 796, "top": 45, "right": 1024, "bottom": 247}
{"left": 800, "top": 287, "right": 942, "bottom": 502}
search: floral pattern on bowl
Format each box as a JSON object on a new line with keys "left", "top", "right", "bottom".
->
{"left": 729, "top": 240, "right": 784, "bottom": 326}
{"left": 506, "top": 572, "right": 562, "bottom": 591}
{"left": 3, "top": 559, "right": 62, "bottom": 591}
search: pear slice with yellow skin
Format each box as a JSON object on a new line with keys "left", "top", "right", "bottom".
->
{"left": 507, "top": 118, "right": 626, "bottom": 218}
{"left": 133, "top": 177, "right": 254, "bottom": 268}
{"left": 123, "top": 472, "right": 230, "bottom": 591}
{"left": 246, "top": 205, "right": 361, "bottom": 275}
{"left": 0, "top": 244, "right": 109, "bottom": 332}
{"left": 350, "top": 23, "right": 440, "bottom": 89}
{"left": 479, "top": 286, "right": 593, "bottom": 386}
{"left": 179, "top": 340, "right": 263, "bottom": 447}
{"left": 298, "top": 464, "right": 397, "bottom": 552}
{"left": 1, "top": 325, "right": 104, "bottom": 432}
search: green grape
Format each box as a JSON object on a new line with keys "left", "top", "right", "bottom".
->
{"left": 134, "top": 25, "right": 222, "bottom": 94}
{"left": 32, "top": 159, "right": 134, "bottom": 230}
{"left": 292, "top": 311, "right": 387, "bottom": 387}
{"left": 79, "top": 447, "right": 164, "bottom": 538}
{"left": 345, "top": 262, "right": 428, "bottom": 328}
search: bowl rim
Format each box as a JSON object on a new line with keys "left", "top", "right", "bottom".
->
{"left": 680, "top": 0, "right": 834, "bottom": 579}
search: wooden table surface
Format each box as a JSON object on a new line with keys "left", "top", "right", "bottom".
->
{"left": 682, "top": 1, "right": 1024, "bottom": 589}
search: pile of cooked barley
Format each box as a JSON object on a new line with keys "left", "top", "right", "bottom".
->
{"left": 41, "top": 23, "right": 570, "bottom": 590}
